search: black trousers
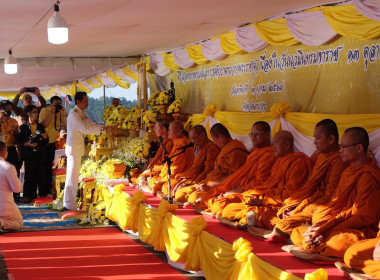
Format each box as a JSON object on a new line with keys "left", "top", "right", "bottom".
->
{"left": 23, "top": 151, "right": 49, "bottom": 199}
{"left": 46, "top": 143, "right": 56, "bottom": 191}
{"left": 6, "top": 146, "right": 20, "bottom": 176}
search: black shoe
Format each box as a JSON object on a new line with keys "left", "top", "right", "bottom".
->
{"left": 60, "top": 207, "right": 70, "bottom": 212}
{"left": 22, "top": 196, "right": 32, "bottom": 203}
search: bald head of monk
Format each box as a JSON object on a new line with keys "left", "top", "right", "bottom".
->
{"left": 272, "top": 130, "right": 294, "bottom": 157}
{"left": 154, "top": 119, "right": 170, "bottom": 139}
{"left": 340, "top": 127, "right": 370, "bottom": 166}
{"left": 210, "top": 123, "right": 232, "bottom": 149}
{"left": 189, "top": 125, "right": 208, "bottom": 149}
{"left": 168, "top": 120, "right": 185, "bottom": 141}
{"left": 314, "top": 119, "right": 339, "bottom": 154}
{"left": 250, "top": 121, "right": 271, "bottom": 149}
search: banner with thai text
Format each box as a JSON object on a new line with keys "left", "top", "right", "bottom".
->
{"left": 172, "top": 36, "right": 380, "bottom": 114}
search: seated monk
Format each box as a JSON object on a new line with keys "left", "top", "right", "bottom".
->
{"left": 290, "top": 127, "right": 380, "bottom": 259}
{"left": 221, "top": 130, "right": 312, "bottom": 229}
{"left": 0, "top": 141, "right": 23, "bottom": 231}
{"left": 344, "top": 221, "right": 380, "bottom": 278}
{"left": 175, "top": 123, "right": 249, "bottom": 204}
{"left": 149, "top": 120, "right": 194, "bottom": 196}
{"left": 170, "top": 125, "right": 220, "bottom": 197}
{"left": 132, "top": 119, "right": 174, "bottom": 185}
{"left": 204, "top": 121, "right": 277, "bottom": 216}
{"left": 266, "top": 119, "right": 346, "bottom": 241}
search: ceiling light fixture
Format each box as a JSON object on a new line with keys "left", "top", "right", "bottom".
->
{"left": 4, "top": 49, "right": 18, "bottom": 75}
{"left": 47, "top": 2, "right": 68, "bottom": 44}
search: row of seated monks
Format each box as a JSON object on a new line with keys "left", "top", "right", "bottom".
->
{"left": 131, "top": 118, "right": 380, "bottom": 278}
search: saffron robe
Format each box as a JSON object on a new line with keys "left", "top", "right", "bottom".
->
{"left": 275, "top": 151, "right": 346, "bottom": 234}
{"left": 206, "top": 145, "right": 276, "bottom": 216}
{"left": 175, "top": 139, "right": 249, "bottom": 203}
{"left": 221, "top": 152, "right": 312, "bottom": 228}
{"left": 149, "top": 136, "right": 194, "bottom": 194}
{"left": 291, "top": 162, "right": 380, "bottom": 258}
{"left": 344, "top": 222, "right": 380, "bottom": 279}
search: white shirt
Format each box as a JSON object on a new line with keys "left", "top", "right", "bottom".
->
{"left": 65, "top": 105, "right": 103, "bottom": 156}
{"left": 0, "top": 157, "right": 22, "bottom": 217}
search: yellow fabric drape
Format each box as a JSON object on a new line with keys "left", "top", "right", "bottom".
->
{"left": 0, "top": 91, "right": 19, "bottom": 99}
{"left": 76, "top": 82, "right": 91, "bottom": 93}
{"left": 106, "top": 70, "right": 131, "bottom": 89}
{"left": 323, "top": 5, "right": 380, "bottom": 40}
{"left": 164, "top": 53, "right": 180, "bottom": 70}
{"left": 124, "top": 191, "right": 148, "bottom": 233}
{"left": 86, "top": 76, "right": 103, "bottom": 89}
{"left": 254, "top": 18, "right": 299, "bottom": 46}
{"left": 225, "top": 238, "right": 302, "bottom": 280}
{"left": 220, "top": 32, "right": 245, "bottom": 55}
{"left": 186, "top": 45, "right": 209, "bottom": 65}
{"left": 122, "top": 66, "right": 138, "bottom": 81}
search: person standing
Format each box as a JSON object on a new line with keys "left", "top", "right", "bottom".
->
{"left": 17, "top": 105, "right": 49, "bottom": 202}
{"left": 39, "top": 96, "right": 67, "bottom": 194}
{"left": 63, "top": 92, "right": 114, "bottom": 211}
{"left": 0, "top": 141, "right": 23, "bottom": 231}
{"left": 12, "top": 87, "right": 46, "bottom": 125}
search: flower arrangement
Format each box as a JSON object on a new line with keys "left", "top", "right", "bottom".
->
{"left": 142, "top": 110, "right": 157, "bottom": 125}
{"left": 111, "top": 137, "right": 150, "bottom": 170}
{"left": 156, "top": 91, "right": 169, "bottom": 105}
{"left": 122, "top": 107, "right": 143, "bottom": 130}
{"left": 148, "top": 91, "right": 160, "bottom": 108}
{"left": 105, "top": 105, "right": 128, "bottom": 127}
{"left": 167, "top": 98, "right": 182, "bottom": 114}
{"left": 102, "top": 105, "right": 114, "bottom": 121}
{"left": 97, "top": 133, "right": 110, "bottom": 147}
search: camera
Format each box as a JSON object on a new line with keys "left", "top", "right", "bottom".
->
{"left": 54, "top": 104, "right": 63, "bottom": 111}
{"left": 25, "top": 87, "right": 35, "bottom": 92}
{"left": 30, "top": 130, "right": 44, "bottom": 145}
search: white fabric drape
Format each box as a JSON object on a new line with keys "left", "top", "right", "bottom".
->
{"left": 234, "top": 25, "right": 269, "bottom": 53}
{"left": 201, "top": 38, "right": 228, "bottom": 61}
{"left": 354, "top": 0, "right": 380, "bottom": 21}
{"left": 285, "top": 11, "right": 338, "bottom": 46}
{"left": 114, "top": 68, "right": 136, "bottom": 84}
{"left": 98, "top": 72, "right": 117, "bottom": 88}
{"left": 173, "top": 49, "right": 196, "bottom": 69}
{"left": 149, "top": 53, "right": 170, "bottom": 77}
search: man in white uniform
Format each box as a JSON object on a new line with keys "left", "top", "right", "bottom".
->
{"left": 63, "top": 92, "right": 113, "bottom": 211}
{"left": 0, "top": 141, "right": 23, "bottom": 231}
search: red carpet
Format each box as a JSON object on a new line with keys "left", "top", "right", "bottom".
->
{"left": 124, "top": 186, "right": 346, "bottom": 280}
{"left": 0, "top": 227, "right": 188, "bottom": 280}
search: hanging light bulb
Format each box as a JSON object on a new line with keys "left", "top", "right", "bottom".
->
{"left": 47, "top": 3, "right": 68, "bottom": 44}
{"left": 4, "top": 49, "right": 18, "bottom": 75}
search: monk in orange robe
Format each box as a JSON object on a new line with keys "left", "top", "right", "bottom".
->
{"left": 169, "top": 125, "right": 219, "bottom": 197}
{"left": 132, "top": 119, "right": 174, "bottom": 185}
{"left": 221, "top": 130, "right": 312, "bottom": 229}
{"left": 175, "top": 123, "right": 249, "bottom": 204}
{"left": 265, "top": 119, "right": 346, "bottom": 240}
{"left": 149, "top": 120, "right": 194, "bottom": 196}
{"left": 291, "top": 127, "right": 380, "bottom": 259}
{"left": 344, "top": 222, "right": 380, "bottom": 278}
{"left": 203, "top": 121, "right": 277, "bottom": 216}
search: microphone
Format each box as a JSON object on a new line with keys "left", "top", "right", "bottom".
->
{"left": 176, "top": 142, "right": 194, "bottom": 151}
{"left": 159, "top": 136, "right": 169, "bottom": 155}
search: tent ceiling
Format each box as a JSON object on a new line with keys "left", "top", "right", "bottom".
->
{"left": 0, "top": 0, "right": 339, "bottom": 93}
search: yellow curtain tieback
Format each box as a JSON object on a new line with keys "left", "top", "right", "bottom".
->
{"left": 113, "top": 184, "right": 126, "bottom": 195}
{"left": 233, "top": 238, "right": 253, "bottom": 262}
{"left": 270, "top": 102, "right": 290, "bottom": 119}
{"left": 304, "top": 268, "right": 328, "bottom": 280}
{"left": 158, "top": 200, "right": 178, "bottom": 218}
{"left": 187, "top": 216, "right": 207, "bottom": 236}
{"left": 132, "top": 190, "right": 148, "bottom": 205}
{"left": 203, "top": 104, "right": 217, "bottom": 117}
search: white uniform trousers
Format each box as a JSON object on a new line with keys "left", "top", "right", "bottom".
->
{"left": 63, "top": 155, "right": 82, "bottom": 210}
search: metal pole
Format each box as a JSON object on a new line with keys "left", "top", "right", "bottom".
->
{"left": 103, "top": 85, "right": 106, "bottom": 110}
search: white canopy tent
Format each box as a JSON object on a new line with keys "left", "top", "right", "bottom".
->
{"left": 0, "top": 0, "right": 342, "bottom": 94}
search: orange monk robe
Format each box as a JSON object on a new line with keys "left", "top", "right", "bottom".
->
{"left": 344, "top": 222, "right": 380, "bottom": 278}
{"left": 221, "top": 152, "right": 312, "bottom": 229}
{"left": 275, "top": 152, "right": 346, "bottom": 234}
{"left": 172, "top": 141, "right": 220, "bottom": 187}
{"left": 205, "top": 145, "right": 276, "bottom": 216}
{"left": 150, "top": 136, "right": 195, "bottom": 194}
{"left": 131, "top": 138, "right": 174, "bottom": 184}
{"left": 175, "top": 139, "right": 249, "bottom": 203}
{"left": 291, "top": 162, "right": 380, "bottom": 258}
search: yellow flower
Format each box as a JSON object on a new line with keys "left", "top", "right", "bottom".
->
{"left": 167, "top": 98, "right": 182, "bottom": 114}
{"left": 156, "top": 91, "right": 169, "bottom": 105}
